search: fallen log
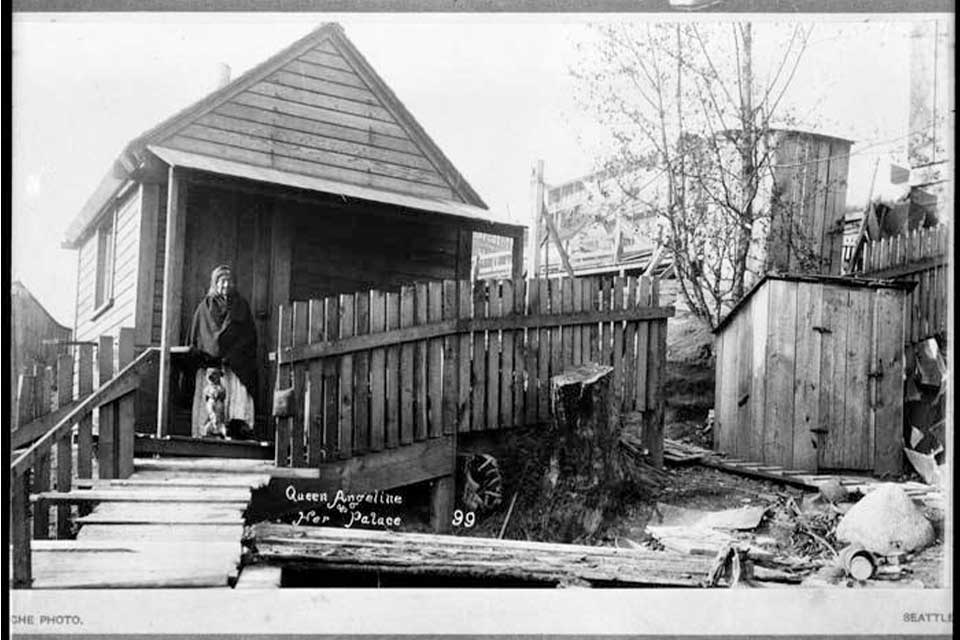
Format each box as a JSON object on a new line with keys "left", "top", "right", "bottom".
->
{"left": 247, "top": 523, "right": 715, "bottom": 587}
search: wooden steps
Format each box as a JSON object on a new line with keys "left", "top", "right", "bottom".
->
{"left": 13, "top": 541, "right": 241, "bottom": 589}
{"left": 20, "top": 456, "right": 268, "bottom": 589}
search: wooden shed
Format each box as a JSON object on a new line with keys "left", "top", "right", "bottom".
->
{"left": 61, "top": 23, "right": 525, "bottom": 438}
{"left": 712, "top": 274, "right": 914, "bottom": 475}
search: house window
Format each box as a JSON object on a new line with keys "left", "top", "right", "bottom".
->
{"left": 93, "top": 211, "right": 117, "bottom": 315}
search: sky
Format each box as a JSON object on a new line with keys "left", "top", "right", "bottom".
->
{"left": 10, "top": 14, "right": 945, "bottom": 326}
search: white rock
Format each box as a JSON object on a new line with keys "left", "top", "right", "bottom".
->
{"left": 836, "top": 484, "right": 935, "bottom": 556}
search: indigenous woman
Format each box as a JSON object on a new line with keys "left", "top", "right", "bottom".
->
{"left": 188, "top": 265, "right": 258, "bottom": 438}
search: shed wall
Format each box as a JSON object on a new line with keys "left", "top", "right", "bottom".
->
{"left": 714, "top": 278, "right": 907, "bottom": 474}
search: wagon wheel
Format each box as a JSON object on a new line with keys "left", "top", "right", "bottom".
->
{"left": 460, "top": 453, "right": 504, "bottom": 514}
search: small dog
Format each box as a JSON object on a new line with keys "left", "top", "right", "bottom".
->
{"left": 202, "top": 369, "right": 228, "bottom": 438}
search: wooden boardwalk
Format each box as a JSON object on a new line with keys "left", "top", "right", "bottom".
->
{"left": 21, "top": 457, "right": 271, "bottom": 589}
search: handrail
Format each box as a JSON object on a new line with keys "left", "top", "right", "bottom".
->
{"left": 272, "top": 306, "right": 675, "bottom": 366}
{"left": 11, "top": 348, "right": 159, "bottom": 475}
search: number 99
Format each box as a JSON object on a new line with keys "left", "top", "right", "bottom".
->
{"left": 452, "top": 510, "right": 475, "bottom": 527}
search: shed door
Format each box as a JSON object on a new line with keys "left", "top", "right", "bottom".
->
{"left": 815, "top": 286, "right": 876, "bottom": 472}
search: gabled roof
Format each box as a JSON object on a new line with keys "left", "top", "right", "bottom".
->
{"left": 64, "top": 23, "right": 504, "bottom": 248}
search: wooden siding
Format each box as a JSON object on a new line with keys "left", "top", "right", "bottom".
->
{"left": 158, "top": 38, "right": 464, "bottom": 204}
{"left": 714, "top": 278, "right": 908, "bottom": 474}
{"left": 75, "top": 190, "right": 142, "bottom": 343}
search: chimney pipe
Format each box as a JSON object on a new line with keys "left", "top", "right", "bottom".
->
{"left": 216, "top": 63, "right": 232, "bottom": 90}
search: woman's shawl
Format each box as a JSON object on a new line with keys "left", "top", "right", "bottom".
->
{"left": 188, "top": 292, "right": 258, "bottom": 398}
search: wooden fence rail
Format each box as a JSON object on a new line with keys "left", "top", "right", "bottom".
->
{"left": 10, "top": 328, "right": 158, "bottom": 589}
{"left": 847, "top": 224, "right": 949, "bottom": 348}
{"left": 273, "top": 275, "right": 673, "bottom": 469}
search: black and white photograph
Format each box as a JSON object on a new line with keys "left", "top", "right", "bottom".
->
{"left": 5, "top": 4, "right": 954, "bottom": 635}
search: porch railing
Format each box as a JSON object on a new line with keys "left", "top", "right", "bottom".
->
{"left": 10, "top": 330, "right": 158, "bottom": 588}
{"left": 272, "top": 275, "right": 673, "bottom": 470}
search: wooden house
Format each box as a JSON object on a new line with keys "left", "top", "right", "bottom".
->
{"left": 712, "top": 274, "right": 914, "bottom": 475}
{"left": 10, "top": 281, "right": 72, "bottom": 428}
{"left": 61, "top": 23, "right": 526, "bottom": 437}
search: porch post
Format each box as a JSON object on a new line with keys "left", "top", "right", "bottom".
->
{"left": 156, "top": 166, "right": 187, "bottom": 437}
{"left": 527, "top": 159, "right": 544, "bottom": 278}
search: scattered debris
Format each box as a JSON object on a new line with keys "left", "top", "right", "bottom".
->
{"left": 839, "top": 545, "right": 877, "bottom": 580}
{"left": 835, "top": 484, "right": 935, "bottom": 556}
{"left": 653, "top": 503, "right": 766, "bottom": 530}
{"left": 903, "top": 447, "right": 945, "bottom": 487}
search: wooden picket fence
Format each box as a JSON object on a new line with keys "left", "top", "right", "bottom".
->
{"left": 10, "top": 328, "right": 159, "bottom": 586}
{"left": 848, "top": 224, "right": 949, "bottom": 348}
{"left": 273, "top": 275, "right": 673, "bottom": 468}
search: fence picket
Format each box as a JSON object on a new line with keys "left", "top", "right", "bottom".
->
{"left": 457, "top": 281, "right": 472, "bottom": 433}
{"left": 471, "top": 281, "right": 487, "bottom": 432}
{"left": 400, "top": 286, "right": 416, "bottom": 445}
{"left": 76, "top": 344, "right": 94, "bottom": 479}
{"left": 339, "top": 294, "right": 356, "bottom": 458}
{"left": 635, "top": 277, "right": 651, "bottom": 412}
{"left": 275, "top": 305, "right": 293, "bottom": 467}
{"left": 354, "top": 291, "right": 371, "bottom": 453}
{"left": 600, "top": 277, "right": 613, "bottom": 366}
{"left": 512, "top": 278, "right": 526, "bottom": 428}
{"left": 368, "top": 291, "right": 386, "bottom": 452}
{"left": 486, "top": 279, "right": 502, "bottom": 431}
{"left": 307, "top": 299, "right": 326, "bottom": 464}
{"left": 537, "top": 278, "right": 551, "bottom": 422}
{"left": 524, "top": 278, "right": 540, "bottom": 425}
{"left": 561, "top": 277, "right": 574, "bottom": 369}
{"left": 55, "top": 354, "right": 73, "bottom": 539}
{"left": 428, "top": 282, "right": 444, "bottom": 438}
{"left": 500, "top": 280, "right": 515, "bottom": 429}
{"left": 323, "top": 295, "right": 341, "bottom": 457}
{"left": 441, "top": 280, "right": 459, "bottom": 436}
{"left": 587, "top": 277, "right": 600, "bottom": 363}
{"left": 97, "top": 336, "right": 115, "bottom": 479}
{"left": 414, "top": 284, "right": 429, "bottom": 441}
{"left": 613, "top": 275, "right": 625, "bottom": 401}
{"left": 385, "top": 291, "right": 401, "bottom": 448}
{"left": 549, "top": 278, "right": 563, "bottom": 382}
{"left": 291, "top": 301, "right": 309, "bottom": 466}
{"left": 623, "top": 276, "right": 638, "bottom": 411}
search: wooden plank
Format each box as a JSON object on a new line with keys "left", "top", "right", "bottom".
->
{"left": 323, "top": 295, "right": 341, "bottom": 456}
{"left": 499, "top": 279, "right": 515, "bottom": 429}
{"left": 612, "top": 276, "right": 625, "bottom": 405}
{"left": 307, "top": 299, "right": 326, "bottom": 464}
{"left": 735, "top": 292, "right": 755, "bottom": 459}
{"left": 98, "top": 335, "right": 116, "bottom": 479}
{"left": 426, "top": 282, "right": 443, "bottom": 438}
{"left": 251, "top": 523, "right": 713, "bottom": 588}
{"left": 275, "top": 305, "right": 293, "bottom": 467}
{"left": 36, "top": 488, "right": 252, "bottom": 504}
{"left": 76, "top": 524, "right": 244, "bottom": 542}
{"left": 55, "top": 354, "right": 74, "bottom": 539}
{"left": 368, "top": 292, "right": 387, "bottom": 452}
{"left": 471, "top": 281, "right": 488, "bottom": 431}
{"left": 549, "top": 278, "right": 563, "bottom": 384}
{"left": 338, "top": 294, "right": 356, "bottom": 458}
{"left": 842, "top": 288, "right": 873, "bottom": 470}
{"left": 117, "top": 395, "right": 136, "bottom": 479}
{"left": 588, "top": 277, "right": 600, "bottom": 363}
{"left": 486, "top": 279, "right": 502, "bottom": 431}
{"left": 235, "top": 564, "right": 283, "bottom": 589}
{"left": 635, "top": 277, "right": 651, "bottom": 412}
{"left": 311, "top": 435, "right": 456, "bottom": 493}
{"left": 430, "top": 475, "right": 456, "bottom": 534}
{"left": 77, "top": 344, "right": 94, "bottom": 479}
{"left": 385, "top": 292, "right": 401, "bottom": 448}
{"left": 133, "top": 435, "right": 273, "bottom": 459}
{"left": 817, "top": 286, "right": 849, "bottom": 470}
{"left": 623, "top": 277, "right": 638, "bottom": 411}
{"left": 600, "top": 277, "right": 612, "bottom": 367}
{"left": 791, "top": 282, "right": 821, "bottom": 472}
{"left": 353, "top": 291, "right": 371, "bottom": 454}
{"left": 457, "top": 281, "right": 472, "bottom": 434}
{"left": 561, "top": 277, "right": 575, "bottom": 369}
{"left": 132, "top": 456, "right": 276, "bottom": 474}
{"left": 524, "top": 278, "right": 540, "bottom": 425}
{"left": 644, "top": 319, "right": 667, "bottom": 469}
{"left": 440, "top": 280, "right": 458, "bottom": 436}
{"left": 12, "top": 471, "right": 32, "bottom": 587}
{"left": 762, "top": 280, "right": 797, "bottom": 467}
{"left": 571, "top": 278, "right": 584, "bottom": 366}
{"left": 536, "top": 279, "right": 551, "bottom": 422}
{"left": 873, "top": 289, "right": 904, "bottom": 476}
{"left": 290, "top": 301, "right": 310, "bottom": 466}
{"left": 275, "top": 306, "right": 676, "bottom": 364}
{"left": 400, "top": 285, "right": 416, "bottom": 444}
{"left": 512, "top": 278, "right": 526, "bottom": 427}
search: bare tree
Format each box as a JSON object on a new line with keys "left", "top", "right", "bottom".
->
{"left": 573, "top": 23, "right": 814, "bottom": 328}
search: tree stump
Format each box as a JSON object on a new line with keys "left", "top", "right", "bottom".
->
{"left": 542, "top": 363, "right": 622, "bottom": 542}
